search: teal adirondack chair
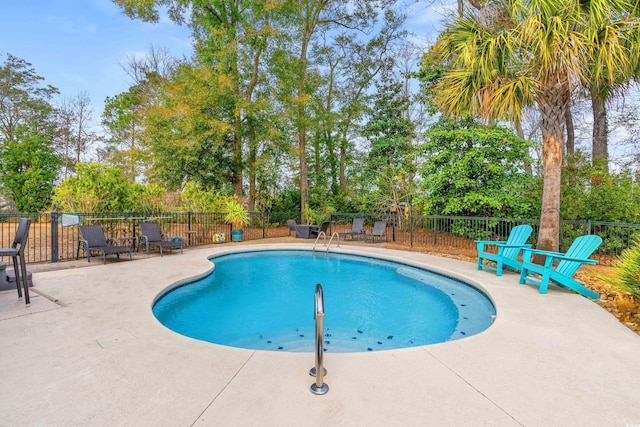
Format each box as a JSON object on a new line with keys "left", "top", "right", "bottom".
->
{"left": 476, "top": 224, "right": 533, "bottom": 276}
{"left": 518, "top": 235, "right": 602, "bottom": 299}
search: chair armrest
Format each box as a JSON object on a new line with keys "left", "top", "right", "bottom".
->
{"left": 107, "top": 237, "right": 118, "bottom": 246}
{"left": 475, "top": 240, "right": 508, "bottom": 245}
{"left": 522, "top": 248, "right": 598, "bottom": 265}
{"left": 79, "top": 238, "right": 89, "bottom": 249}
{"left": 522, "top": 248, "right": 564, "bottom": 258}
{"left": 495, "top": 243, "right": 532, "bottom": 248}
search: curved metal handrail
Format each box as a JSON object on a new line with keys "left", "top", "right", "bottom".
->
{"left": 325, "top": 232, "right": 340, "bottom": 253}
{"left": 310, "top": 283, "right": 328, "bottom": 395}
{"left": 312, "top": 231, "right": 328, "bottom": 251}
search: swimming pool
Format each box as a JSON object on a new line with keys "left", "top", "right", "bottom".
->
{"left": 153, "top": 250, "right": 496, "bottom": 352}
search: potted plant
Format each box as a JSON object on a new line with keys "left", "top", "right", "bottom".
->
{"left": 224, "top": 199, "right": 250, "bottom": 242}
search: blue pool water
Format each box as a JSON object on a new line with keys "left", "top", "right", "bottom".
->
{"left": 152, "top": 250, "right": 496, "bottom": 352}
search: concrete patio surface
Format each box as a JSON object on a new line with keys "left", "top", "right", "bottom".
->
{"left": 1, "top": 241, "right": 640, "bottom": 426}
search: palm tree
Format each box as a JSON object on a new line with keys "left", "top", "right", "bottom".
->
{"left": 430, "top": 0, "right": 640, "bottom": 252}
{"left": 583, "top": 2, "right": 640, "bottom": 170}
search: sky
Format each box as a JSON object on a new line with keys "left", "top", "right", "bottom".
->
{"left": 1, "top": 0, "right": 452, "bottom": 134}
{"left": 1, "top": 0, "right": 192, "bottom": 122}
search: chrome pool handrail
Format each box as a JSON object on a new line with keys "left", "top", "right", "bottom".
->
{"left": 310, "top": 283, "right": 328, "bottom": 395}
{"left": 325, "top": 232, "right": 340, "bottom": 252}
{"left": 312, "top": 232, "right": 327, "bottom": 251}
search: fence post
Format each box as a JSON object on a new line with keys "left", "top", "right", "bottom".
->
{"left": 391, "top": 205, "right": 397, "bottom": 242}
{"left": 187, "top": 210, "right": 192, "bottom": 245}
{"left": 433, "top": 215, "right": 438, "bottom": 245}
{"left": 409, "top": 196, "right": 413, "bottom": 248}
{"left": 51, "top": 206, "right": 59, "bottom": 263}
{"left": 485, "top": 216, "right": 489, "bottom": 239}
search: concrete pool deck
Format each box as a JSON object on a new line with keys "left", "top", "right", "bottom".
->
{"left": 1, "top": 242, "right": 640, "bottom": 426}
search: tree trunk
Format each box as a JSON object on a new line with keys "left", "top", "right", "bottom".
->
{"left": 248, "top": 123, "right": 257, "bottom": 213}
{"left": 537, "top": 82, "right": 568, "bottom": 254}
{"left": 339, "top": 136, "right": 347, "bottom": 190}
{"left": 565, "top": 103, "right": 574, "bottom": 154}
{"left": 591, "top": 88, "right": 609, "bottom": 170}
{"left": 297, "top": 10, "right": 313, "bottom": 213}
{"left": 514, "top": 120, "right": 532, "bottom": 174}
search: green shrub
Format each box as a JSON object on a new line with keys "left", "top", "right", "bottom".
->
{"left": 609, "top": 240, "right": 640, "bottom": 298}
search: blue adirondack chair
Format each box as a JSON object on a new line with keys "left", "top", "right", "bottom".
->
{"left": 518, "top": 235, "right": 602, "bottom": 299}
{"left": 476, "top": 224, "right": 533, "bottom": 276}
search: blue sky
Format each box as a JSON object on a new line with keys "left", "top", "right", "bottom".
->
{"left": 1, "top": 0, "right": 451, "bottom": 131}
{"left": 1, "top": 0, "right": 192, "bottom": 118}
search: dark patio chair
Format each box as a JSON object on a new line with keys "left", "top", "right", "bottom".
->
{"left": 139, "top": 223, "right": 183, "bottom": 256}
{"left": 0, "top": 218, "right": 31, "bottom": 305}
{"left": 339, "top": 217, "right": 365, "bottom": 241}
{"left": 287, "top": 219, "right": 297, "bottom": 236}
{"left": 77, "top": 225, "right": 132, "bottom": 264}
{"left": 363, "top": 221, "right": 387, "bottom": 243}
{"left": 311, "top": 221, "right": 331, "bottom": 238}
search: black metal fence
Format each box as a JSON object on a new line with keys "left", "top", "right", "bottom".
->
{"left": 1, "top": 211, "right": 638, "bottom": 267}
{"left": 329, "top": 213, "right": 640, "bottom": 266}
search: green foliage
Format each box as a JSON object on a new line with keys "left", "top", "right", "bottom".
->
{"left": 142, "top": 63, "right": 236, "bottom": 192}
{"left": 102, "top": 86, "right": 147, "bottom": 181}
{"left": 180, "top": 181, "right": 230, "bottom": 212}
{"left": 609, "top": 240, "right": 640, "bottom": 298}
{"left": 223, "top": 199, "right": 249, "bottom": 229}
{"left": 450, "top": 219, "right": 494, "bottom": 241}
{"left": 560, "top": 153, "right": 639, "bottom": 223}
{"left": 419, "top": 117, "right": 534, "bottom": 218}
{"left": 272, "top": 188, "right": 301, "bottom": 213}
{"left": 53, "top": 163, "right": 134, "bottom": 212}
{"left": 0, "top": 125, "right": 60, "bottom": 212}
{"left": 362, "top": 76, "right": 415, "bottom": 175}
{"left": 415, "top": 50, "right": 447, "bottom": 116}
{"left": 127, "top": 182, "right": 171, "bottom": 214}
{"left": 0, "top": 53, "right": 60, "bottom": 212}
{"left": 301, "top": 204, "right": 317, "bottom": 225}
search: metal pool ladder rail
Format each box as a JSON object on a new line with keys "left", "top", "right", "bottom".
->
{"left": 310, "top": 283, "right": 328, "bottom": 395}
{"left": 313, "top": 231, "right": 340, "bottom": 253}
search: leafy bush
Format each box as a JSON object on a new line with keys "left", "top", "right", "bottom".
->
{"left": 419, "top": 117, "right": 534, "bottom": 218}
{"left": 560, "top": 153, "right": 639, "bottom": 223}
{"left": 609, "top": 240, "right": 640, "bottom": 298}
{"left": 271, "top": 188, "right": 300, "bottom": 213}
{"left": 52, "top": 163, "right": 131, "bottom": 212}
{"left": 180, "top": 181, "right": 230, "bottom": 212}
{"left": 450, "top": 219, "right": 492, "bottom": 240}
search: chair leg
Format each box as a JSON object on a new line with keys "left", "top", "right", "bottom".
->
{"left": 18, "top": 252, "right": 29, "bottom": 306}
{"left": 13, "top": 255, "right": 23, "bottom": 300}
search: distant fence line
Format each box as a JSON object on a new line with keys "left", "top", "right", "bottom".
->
{"left": 0, "top": 211, "right": 638, "bottom": 267}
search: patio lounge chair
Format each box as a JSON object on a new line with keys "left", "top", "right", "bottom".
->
{"left": 140, "top": 223, "right": 183, "bottom": 256}
{"left": 363, "top": 221, "right": 387, "bottom": 243}
{"left": 311, "top": 221, "right": 331, "bottom": 238}
{"left": 519, "top": 235, "right": 602, "bottom": 299}
{"left": 339, "top": 217, "right": 365, "bottom": 241}
{"left": 287, "top": 219, "right": 297, "bottom": 236}
{"left": 0, "top": 218, "right": 31, "bottom": 305}
{"left": 476, "top": 224, "right": 533, "bottom": 276}
{"left": 77, "top": 225, "right": 132, "bottom": 264}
